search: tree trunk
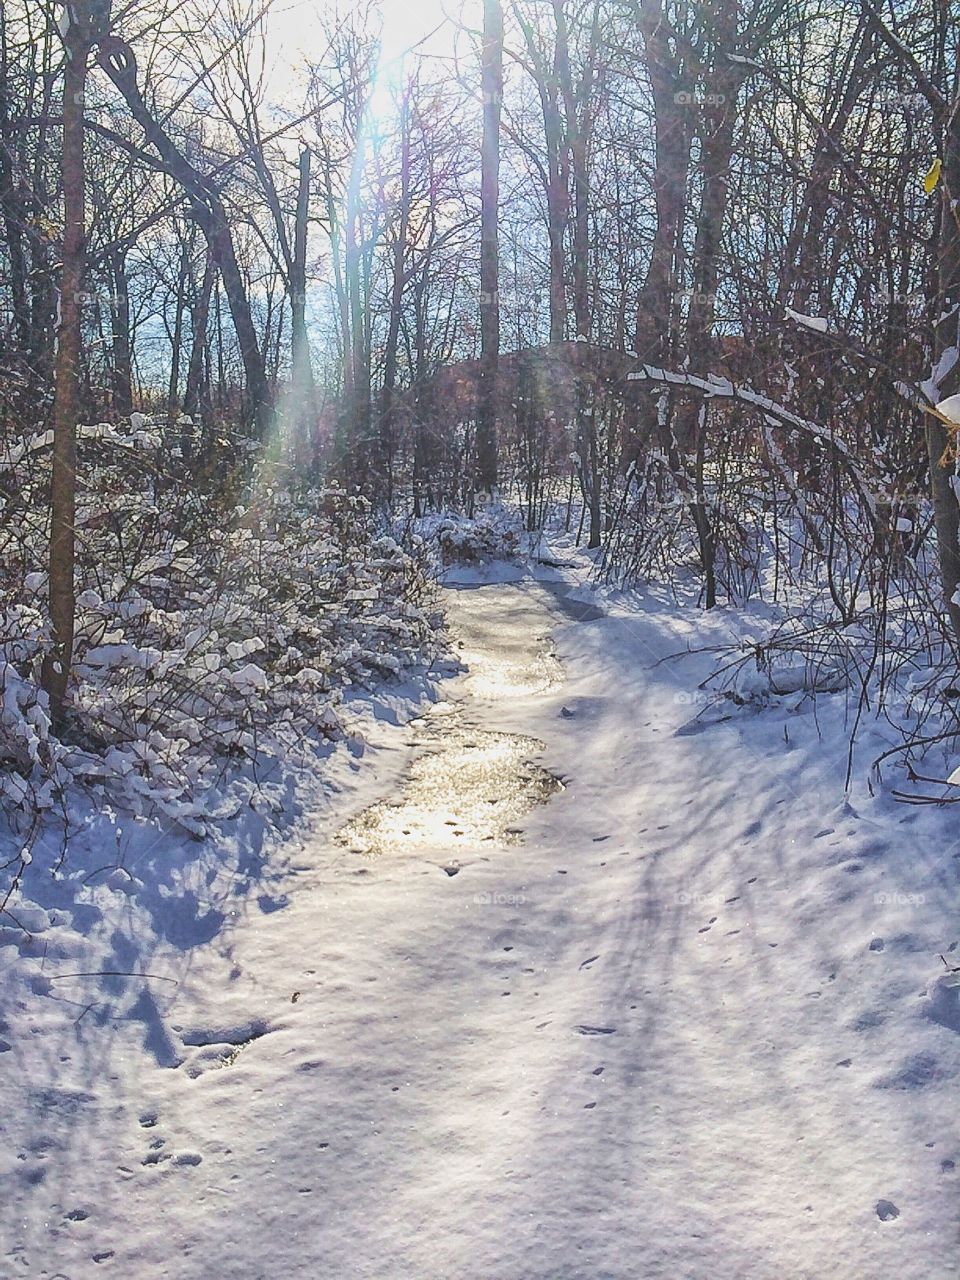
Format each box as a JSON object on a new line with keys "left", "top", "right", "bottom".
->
{"left": 41, "top": 13, "right": 89, "bottom": 724}
{"left": 381, "top": 100, "right": 412, "bottom": 503}
{"left": 109, "top": 247, "right": 133, "bottom": 418}
{"left": 0, "top": 10, "right": 30, "bottom": 357}
{"left": 928, "top": 96, "right": 960, "bottom": 641}
{"left": 290, "top": 144, "right": 315, "bottom": 459}
{"left": 555, "top": 0, "right": 599, "bottom": 544}
{"left": 476, "top": 0, "right": 503, "bottom": 493}
{"left": 635, "top": 0, "right": 689, "bottom": 368}
{"left": 511, "top": 2, "right": 569, "bottom": 344}
{"left": 184, "top": 251, "right": 215, "bottom": 423}
{"left": 166, "top": 237, "right": 188, "bottom": 424}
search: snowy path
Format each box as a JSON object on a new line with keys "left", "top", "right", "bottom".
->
{"left": 8, "top": 575, "right": 959, "bottom": 1278}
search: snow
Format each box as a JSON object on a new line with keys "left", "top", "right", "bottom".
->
{"left": 726, "top": 53, "right": 763, "bottom": 68}
{"left": 922, "top": 347, "right": 959, "bottom": 400}
{"left": 785, "top": 306, "right": 830, "bottom": 333}
{"left": 934, "top": 393, "right": 960, "bottom": 425}
{"left": 625, "top": 362, "right": 876, "bottom": 513}
{"left": 1, "top": 546, "right": 958, "bottom": 1277}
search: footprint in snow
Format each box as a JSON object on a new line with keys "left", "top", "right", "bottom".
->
{"left": 257, "top": 894, "right": 289, "bottom": 913}
{"left": 874, "top": 1051, "right": 938, "bottom": 1090}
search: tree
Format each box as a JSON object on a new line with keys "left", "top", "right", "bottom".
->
{"left": 95, "top": 34, "right": 270, "bottom": 436}
{"left": 41, "top": 1, "right": 108, "bottom": 725}
{"left": 861, "top": 0, "right": 960, "bottom": 644}
{"left": 476, "top": 0, "right": 503, "bottom": 493}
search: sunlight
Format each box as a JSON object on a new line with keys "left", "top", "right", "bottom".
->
{"left": 253, "top": 0, "right": 477, "bottom": 477}
{"left": 266, "top": 0, "right": 471, "bottom": 109}
{"left": 8, "top": 0, "right": 960, "bottom": 1274}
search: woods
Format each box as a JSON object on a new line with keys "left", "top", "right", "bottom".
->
{"left": 0, "top": 0, "right": 959, "bottom": 823}
{"left": 4, "top": 6, "right": 960, "bottom": 1276}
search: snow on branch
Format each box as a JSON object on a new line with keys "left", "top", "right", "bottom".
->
{"left": 626, "top": 363, "right": 877, "bottom": 516}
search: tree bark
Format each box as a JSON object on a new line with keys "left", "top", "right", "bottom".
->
{"left": 477, "top": 0, "right": 503, "bottom": 493}
{"left": 510, "top": 3, "right": 569, "bottom": 343}
{"left": 553, "top": 0, "right": 601, "bottom": 545}
{"left": 381, "top": 98, "right": 412, "bottom": 502}
{"left": 41, "top": 8, "right": 91, "bottom": 723}
{"left": 108, "top": 246, "right": 133, "bottom": 417}
{"left": 290, "top": 144, "right": 315, "bottom": 457}
{"left": 927, "top": 106, "right": 960, "bottom": 641}
{"left": 184, "top": 250, "right": 215, "bottom": 424}
{"left": 635, "top": 0, "right": 690, "bottom": 368}
{"left": 0, "top": 8, "right": 30, "bottom": 356}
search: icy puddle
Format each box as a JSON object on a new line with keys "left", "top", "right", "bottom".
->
{"left": 338, "top": 582, "right": 565, "bottom": 857}
{"left": 336, "top": 722, "right": 562, "bottom": 854}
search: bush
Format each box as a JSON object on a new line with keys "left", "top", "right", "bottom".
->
{"left": 411, "top": 509, "right": 521, "bottom": 566}
{"left": 0, "top": 419, "right": 442, "bottom": 835}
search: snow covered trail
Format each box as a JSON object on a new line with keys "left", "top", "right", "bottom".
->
{"left": 8, "top": 574, "right": 960, "bottom": 1278}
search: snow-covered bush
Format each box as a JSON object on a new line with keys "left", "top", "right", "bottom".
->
{"left": 0, "top": 419, "right": 442, "bottom": 836}
{"left": 411, "top": 509, "right": 521, "bottom": 566}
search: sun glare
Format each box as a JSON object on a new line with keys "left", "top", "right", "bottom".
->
{"left": 266, "top": 0, "right": 471, "bottom": 107}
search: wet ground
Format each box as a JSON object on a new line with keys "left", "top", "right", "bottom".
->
{"left": 337, "top": 580, "right": 569, "bottom": 860}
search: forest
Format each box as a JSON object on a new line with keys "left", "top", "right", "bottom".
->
{"left": 2, "top": 2, "right": 960, "bottom": 1277}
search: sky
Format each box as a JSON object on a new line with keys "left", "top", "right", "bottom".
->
{"left": 265, "top": 0, "right": 476, "bottom": 103}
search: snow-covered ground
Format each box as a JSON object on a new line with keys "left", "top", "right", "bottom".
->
{"left": 3, "top": 549, "right": 959, "bottom": 1278}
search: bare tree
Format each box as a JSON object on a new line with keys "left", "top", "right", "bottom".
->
{"left": 477, "top": 0, "right": 503, "bottom": 493}
{"left": 41, "top": 0, "right": 108, "bottom": 724}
